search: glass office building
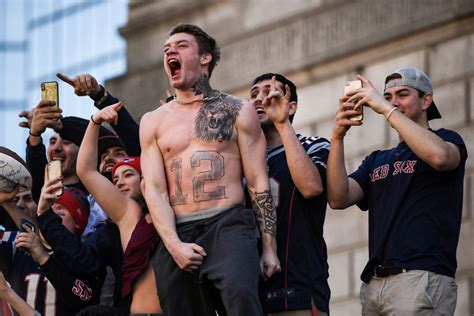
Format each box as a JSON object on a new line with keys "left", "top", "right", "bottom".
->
{"left": 0, "top": 0, "right": 128, "bottom": 156}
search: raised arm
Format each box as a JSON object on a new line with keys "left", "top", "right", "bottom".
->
{"left": 37, "top": 207, "right": 105, "bottom": 276}
{"left": 57, "top": 72, "right": 141, "bottom": 156}
{"left": 15, "top": 224, "right": 50, "bottom": 267}
{"left": 76, "top": 103, "right": 140, "bottom": 234}
{"left": 236, "top": 100, "right": 280, "bottom": 279}
{"left": 23, "top": 100, "right": 62, "bottom": 202}
{"left": 140, "top": 112, "right": 206, "bottom": 272}
{"left": 352, "top": 75, "right": 461, "bottom": 171}
{"left": 389, "top": 116, "right": 460, "bottom": 170}
{"left": 327, "top": 95, "right": 365, "bottom": 209}
{"left": 263, "top": 77, "right": 323, "bottom": 197}
{"left": 36, "top": 172, "right": 106, "bottom": 276}
{"left": 15, "top": 226, "right": 100, "bottom": 312}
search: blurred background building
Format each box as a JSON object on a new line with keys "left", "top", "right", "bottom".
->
{"left": 1, "top": 0, "right": 473, "bottom": 314}
{"left": 0, "top": 0, "right": 128, "bottom": 155}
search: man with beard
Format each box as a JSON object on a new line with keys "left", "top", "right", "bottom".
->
{"left": 18, "top": 73, "right": 138, "bottom": 313}
{"left": 250, "top": 73, "right": 331, "bottom": 315}
{"left": 141, "top": 24, "right": 280, "bottom": 315}
{"left": 21, "top": 72, "right": 136, "bottom": 234}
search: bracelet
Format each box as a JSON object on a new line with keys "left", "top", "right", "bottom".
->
{"left": 91, "top": 85, "right": 105, "bottom": 101}
{"left": 95, "top": 89, "right": 109, "bottom": 107}
{"left": 29, "top": 130, "right": 41, "bottom": 137}
{"left": 90, "top": 115, "right": 101, "bottom": 125}
{"left": 386, "top": 107, "right": 399, "bottom": 122}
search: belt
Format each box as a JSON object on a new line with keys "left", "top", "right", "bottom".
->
{"left": 373, "top": 265, "right": 408, "bottom": 278}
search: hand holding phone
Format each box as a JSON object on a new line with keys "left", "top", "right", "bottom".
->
{"left": 19, "top": 218, "right": 35, "bottom": 233}
{"left": 344, "top": 80, "right": 363, "bottom": 122}
{"left": 47, "top": 160, "right": 63, "bottom": 196}
{"left": 18, "top": 218, "right": 35, "bottom": 254}
{"left": 17, "top": 218, "right": 45, "bottom": 260}
{"left": 41, "top": 81, "right": 59, "bottom": 119}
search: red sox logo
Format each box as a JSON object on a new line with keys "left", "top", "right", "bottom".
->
{"left": 370, "top": 160, "right": 417, "bottom": 182}
{"left": 72, "top": 279, "right": 92, "bottom": 301}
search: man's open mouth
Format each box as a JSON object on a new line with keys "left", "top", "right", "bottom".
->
{"left": 168, "top": 59, "right": 181, "bottom": 77}
{"left": 51, "top": 156, "right": 65, "bottom": 162}
{"left": 255, "top": 107, "right": 266, "bottom": 115}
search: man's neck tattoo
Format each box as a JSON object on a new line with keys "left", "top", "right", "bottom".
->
{"left": 191, "top": 74, "right": 213, "bottom": 97}
{"left": 173, "top": 74, "right": 221, "bottom": 105}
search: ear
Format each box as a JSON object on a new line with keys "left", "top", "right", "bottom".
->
{"left": 200, "top": 53, "right": 212, "bottom": 66}
{"left": 421, "top": 94, "right": 433, "bottom": 111}
{"left": 289, "top": 101, "right": 298, "bottom": 116}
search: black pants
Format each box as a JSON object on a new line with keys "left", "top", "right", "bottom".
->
{"left": 153, "top": 206, "right": 262, "bottom": 316}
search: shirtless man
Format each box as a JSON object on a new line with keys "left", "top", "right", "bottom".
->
{"left": 140, "top": 24, "right": 280, "bottom": 315}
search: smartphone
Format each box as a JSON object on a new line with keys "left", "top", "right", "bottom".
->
{"left": 344, "top": 80, "right": 363, "bottom": 122}
{"left": 41, "top": 81, "right": 59, "bottom": 118}
{"left": 19, "top": 218, "right": 35, "bottom": 233}
{"left": 47, "top": 160, "right": 63, "bottom": 196}
{"left": 18, "top": 218, "right": 35, "bottom": 254}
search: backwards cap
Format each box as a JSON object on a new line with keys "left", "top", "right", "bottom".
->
{"left": 384, "top": 67, "right": 441, "bottom": 120}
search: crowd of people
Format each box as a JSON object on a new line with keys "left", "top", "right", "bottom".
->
{"left": 0, "top": 24, "right": 467, "bottom": 316}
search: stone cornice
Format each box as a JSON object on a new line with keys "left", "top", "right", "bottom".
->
{"left": 119, "top": 0, "right": 218, "bottom": 38}
{"left": 212, "top": 0, "right": 474, "bottom": 91}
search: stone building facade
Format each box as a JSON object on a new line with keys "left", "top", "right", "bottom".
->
{"left": 107, "top": 0, "right": 474, "bottom": 314}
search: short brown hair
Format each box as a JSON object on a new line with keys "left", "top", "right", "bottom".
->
{"left": 169, "top": 24, "right": 221, "bottom": 78}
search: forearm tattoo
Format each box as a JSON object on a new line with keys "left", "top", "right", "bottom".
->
{"left": 251, "top": 190, "right": 277, "bottom": 237}
{"left": 192, "top": 74, "right": 242, "bottom": 142}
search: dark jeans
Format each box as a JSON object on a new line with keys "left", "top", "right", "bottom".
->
{"left": 153, "top": 206, "right": 262, "bottom": 316}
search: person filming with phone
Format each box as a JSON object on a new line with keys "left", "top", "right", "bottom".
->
{"left": 249, "top": 73, "right": 331, "bottom": 315}
{"left": 1, "top": 165, "right": 97, "bottom": 315}
{"left": 327, "top": 67, "right": 467, "bottom": 315}
{"left": 23, "top": 94, "right": 85, "bottom": 203}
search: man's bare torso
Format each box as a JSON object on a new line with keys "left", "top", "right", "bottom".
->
{"left": 152, "top": 93, "right": 246, "bottom": 215}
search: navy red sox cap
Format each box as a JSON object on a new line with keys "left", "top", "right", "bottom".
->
{"left": 384, "top": 67, "right": 441, "bottom": 121}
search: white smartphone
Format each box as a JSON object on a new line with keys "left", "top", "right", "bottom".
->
{"left": 47, "top": 160, "right": 63, "bottom": 196}
{"left": 344, "top": 80, "right": 363, "bottom": 122}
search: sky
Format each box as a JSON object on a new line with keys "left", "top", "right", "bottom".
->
{"left": 0, "top": 0, "right": 128, "bottom": 158}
